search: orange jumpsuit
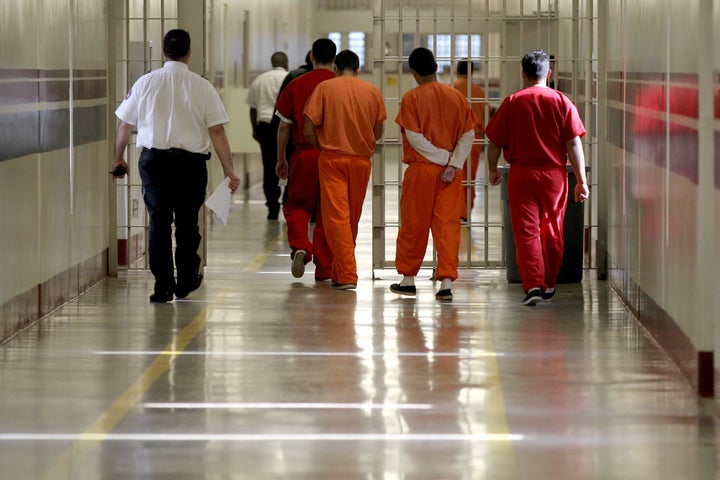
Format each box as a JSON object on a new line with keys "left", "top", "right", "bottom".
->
{"left": 395, "top": 82, "right": 477, "bottom": 282}
{"left": 304, "top": 76, "right": 387, "bottom": 285}
{"left": 453, "top": 77, "right": 487, "bottom": 214}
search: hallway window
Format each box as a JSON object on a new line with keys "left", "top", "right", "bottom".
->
{"left": 348, "top": 32, "right": 365, "bottom": 69}
{"left": 328, "top": 32, "right": 342, "bottom": 53}
{"left": 427, "top": 34, "right": 482, "bottom": 73}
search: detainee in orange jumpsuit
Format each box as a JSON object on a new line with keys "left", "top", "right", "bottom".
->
{"left": 275, "top": 38, "right": 337, "bottom": 281}
{"left": 303, "top": 50, "right": 387, "bottom": 290}
{"left": 390, "top": 48, "right": 476, "bottom": 301}
{"left": 452, "top": 61, "right": 487, "bottom": 219}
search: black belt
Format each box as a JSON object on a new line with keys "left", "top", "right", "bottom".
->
{"left": 144, "top": 147, "right": 211, "bottom": 161}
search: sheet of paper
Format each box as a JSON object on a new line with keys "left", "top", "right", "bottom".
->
{"left": 204, "top": 177, "right": 232, "bottom": 226}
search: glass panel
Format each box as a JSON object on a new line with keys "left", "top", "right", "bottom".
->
{"left": 147, "top": 0, "right": 161, "bottom": 18}
{"left": 328, "top": 32, "right": 342, "bottom": 51}
{"left": 349, "top": 32, "right": 365, "bottom": 68}
{"left": 164, "top": 0, "right": 178, "bottom": 18}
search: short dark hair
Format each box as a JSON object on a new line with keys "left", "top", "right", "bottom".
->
{"left": 163, "top": 29, "right": 191, "bottom": 60}
{"left": 456, "top": 60, "right": 476, "bottom": 76}
{"left": 408, "top": 47, "right": 437, "bottom": 76}
{"left": 521, "top": 50, "right": 550, "bottom": 80}
{"left": 312, "top": 38, "right": 337, "bottom": 64}
{"left": 335, "top": 50, "right": 360, "bottom": 73}
{"left": 271, "top": 51, "right": 288, "bottom": 68}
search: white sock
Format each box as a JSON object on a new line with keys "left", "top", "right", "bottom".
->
{"left": 399, "top": 276, "right": 415, "bottom": 287}
{"left": 545, "top": 287, "right": 555, "bottom": 293}
{"left": 440, "top": 278, "right": 452, "bottom": 291}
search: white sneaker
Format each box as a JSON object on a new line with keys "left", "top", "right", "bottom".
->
{"left": 291, "top": 250, "right": 306, "bottom": 278}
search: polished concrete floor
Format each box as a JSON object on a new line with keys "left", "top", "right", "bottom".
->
{"left": 1, "top": 184, "right": 718, "bottom": 480}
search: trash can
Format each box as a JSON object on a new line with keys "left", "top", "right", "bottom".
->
{"left": 500, "top": 165, "right": 588, "bottom": 284}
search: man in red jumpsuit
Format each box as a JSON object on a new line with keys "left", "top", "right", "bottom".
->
{"left": 275, "top": 39, "right": 337, "bottom": 281}
{"left": 485, "top": 50, "right": 588, "bottom": 306}
{"left": 303, "top": 50, "right": 387, "bottom": 290}
{"left": 390, "top": 48, "right": 476, "bottom": 301}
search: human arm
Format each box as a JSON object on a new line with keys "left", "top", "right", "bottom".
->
{"left": 249, "top": 108, "right": 259, "bottom": 142}
{"left": 405, "top": 129, "right": 450, "bottom": 166}
{"left": 208, "top": 124, "right": 241, "bottom": 194}
{"left": 486, "top": 141, "right": 503, "bottom": 186}
{"left": 447, "top": 129, "right": 475, "bottom": 169}
{"left": 440, "top": 130, "right": 475, "bottom": 184}
{"left": 374, "top": 122, "right": 384, "bottom": 141}
{"left": 303, "top": 115, "right": 319, "bottom": 149}
{"left": 566, "top": 136, "right": 589, "bottom": 202}
{"left": 111, "top": 121, "right": 134, "bottom": 177}
{"left": 276, "top": 119, "right": 292, "bottom": 179}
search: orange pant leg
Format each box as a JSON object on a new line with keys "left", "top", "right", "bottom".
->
{"left": 396, "top": 163, "right": 462, "bottom": 281}
{"left": 395, "top": 164, "right": 437, "bottom": 276}
{"left": 318, "top": 152, "right": 371, "bottom": 285}
{"left": 462, "top": 143, "right": 482, "bottom": 218}
{"left": 430, "top": 171, "right": 463, "bottom": 282}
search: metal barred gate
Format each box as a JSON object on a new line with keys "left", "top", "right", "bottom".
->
{"left": 366, "top": 0, "right": 597, "bottom": 277}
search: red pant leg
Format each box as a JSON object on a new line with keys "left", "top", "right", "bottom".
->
{"left": 283, "top": 148, "right": 320, "bottom": 261}
{"left": 508, "top": 166, "right": 567, "bottom": 292}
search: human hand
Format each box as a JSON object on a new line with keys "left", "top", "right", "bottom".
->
{"left": 441, "top": 166, "right": 456, "bottom": 184}
{"left": 276, "top": 158, "right": 288, "bottom": 179}
{"left": 226, "top": 172, "right": 241, "bottom": 194}
{"left": 109, "top": 159, "right": 128, "bottom": 178}
{"left": 488, "top": 168, "right": 502, "bottom": 186}
{"left": 574, "top": 183, "right": 589, "bottom": 202}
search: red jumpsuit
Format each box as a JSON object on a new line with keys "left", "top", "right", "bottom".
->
{"left": 395, "top": 82, "right": 477, "bottom": 282}
{"left": 485, "top": 86, "right": 585, "bottom": 292}
{"left": 275, "top": 69, "right": 336, "bottom": 280}
{"left": 304, "top": 76, "right": 387, "bottom": 285}
{"left": 453, "top": 77, "right": 487, "bottom": 215}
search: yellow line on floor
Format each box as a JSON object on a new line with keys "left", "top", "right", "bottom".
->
{"left": 244, "top": 230, "right": 285, "bottom": 272}
{"left": 484, "top": 347, "right": 520, "bottom": 479}
{"left": 42, "top": 310, "right": 209, "bottom": 480}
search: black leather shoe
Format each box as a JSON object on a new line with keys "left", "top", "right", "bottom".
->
{"left": 435, "top": 289, "right": 453, "bottom": 301}
{"left": 175, "top": 274, "right": 203, "bottom": 299}
{"left": 390, "top": 283, "right": 416, "bottom": 296}
{"left": 150, "top": 291, "right": 174, "bottom": 303}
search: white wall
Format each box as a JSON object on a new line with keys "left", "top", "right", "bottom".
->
{"left": 0, "top": 0, "right": 108, "bottom": 306}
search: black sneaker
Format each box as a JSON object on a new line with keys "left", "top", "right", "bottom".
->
{"left": 435, "top": 289, "right": 453, "bottom": 301}
{"left": 390, "top": 283, "right": 416, "bottom": 296}
{"left": 175, "top": 274, "right": 203, "bottom": 299}
{"left": 150, "top": 290, "right": 174, "bottom": 303}
{"left": 522, "top": 288, "right": 542, "bottom": 306}
{"left": 542, "top": 288, "right": 556, "bottom": 301}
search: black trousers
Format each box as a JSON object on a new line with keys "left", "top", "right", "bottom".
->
{"left": 256, "top": 121, "right": 281, "bottom": 214}
{"left": 139, "top": 148, "right": 208, "bottom": 293}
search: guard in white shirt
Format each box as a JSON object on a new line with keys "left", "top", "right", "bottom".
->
{"left": 111, "top": 29, "right": 241, "bottom": 303}
{"left": 246, "top": 51, "right": 288, "bottom": 219}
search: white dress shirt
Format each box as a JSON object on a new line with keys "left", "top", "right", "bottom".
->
{"left": 115, "top": 61, "right": 229, "bottom": 153}
{"left": 245, "top": 67, "right": 287, "bottom": 123}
